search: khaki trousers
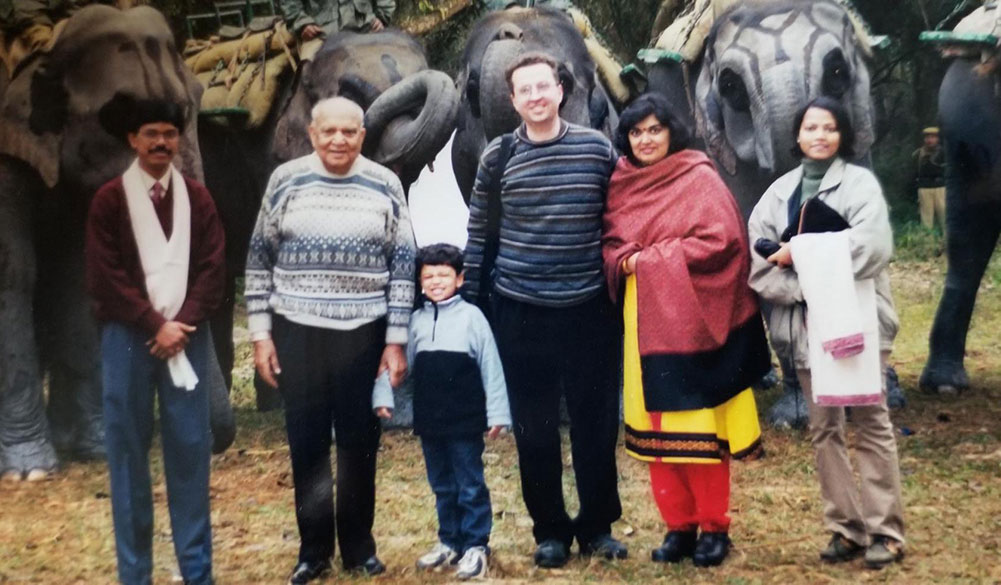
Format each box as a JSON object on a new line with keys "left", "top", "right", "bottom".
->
{"left": 918, "top": 186, "right": 946, "bottom": 231}
{"left": 798, "top": 352, "right": 905, "bottom": 545}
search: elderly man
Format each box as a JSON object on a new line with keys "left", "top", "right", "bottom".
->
{"left": 246, "top": 96, "right": 416, "bottom": 584}
{"left": 463, "top": 52, "right": 625, "bottom": 568}
{"left": 85, "top": 96, "right": 225, "bottom": 585}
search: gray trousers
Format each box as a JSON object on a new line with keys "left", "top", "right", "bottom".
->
{"left": 798, "top": 352, "right": 905, "bottom": 546}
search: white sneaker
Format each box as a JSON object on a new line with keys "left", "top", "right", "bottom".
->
{"left": 416, "top": 542, "right": 458, "bottom": 570}
{"left": 455, "top": 546, "right": 488, "bottom": 580}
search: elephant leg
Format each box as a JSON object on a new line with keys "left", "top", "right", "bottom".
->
{"left": 209, "top": 275, "right": 237, "bottom": 391}
{"left": 920, "top": 201, "right": 1001, "bottom": 394}
{"left": 0, "top": 169, "right": 58, "bottom": 478}
{"left": 35, "top": 237, "right": 105, "bottom": 461}
{"left": 204, "top": 325, "right": 236, "bottom": 454}
{"left": 766, "top": 355, "right": 808, "bottom": 430}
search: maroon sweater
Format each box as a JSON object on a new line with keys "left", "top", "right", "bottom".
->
{"left": 85, "top": 174, "right": 226, "bottom": 338}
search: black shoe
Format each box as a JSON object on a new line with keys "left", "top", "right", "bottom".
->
{"left": 287, "top": 559, "right": 331, "bottom": 585}
{"left": 347, "top": 555, "right": 386, "bottom": 576}
{"left": 819, "top": 533, "right": 864, "bottom": 563}
{"left": 651, "top": 530, "right": 697, "bottom": 563}
{"left": 533, "top": 539, "right": 569, "bottom": 568}
{"left": 692, "top": 532, "right": 730, "bottom": 568}
{"left": 580, "top": 533, "right": 628, "bottom": 560}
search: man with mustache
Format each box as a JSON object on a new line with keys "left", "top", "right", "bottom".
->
{"left": 85, "top": 96, "right": 225, "bottom": 585}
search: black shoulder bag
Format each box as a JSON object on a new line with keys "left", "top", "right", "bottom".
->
{"left": 477, "top": 133, "right": 516, "bottom": 320}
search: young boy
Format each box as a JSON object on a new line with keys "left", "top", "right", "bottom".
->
{"left": 373, "top": 243, "right": 510, "bottom": 580}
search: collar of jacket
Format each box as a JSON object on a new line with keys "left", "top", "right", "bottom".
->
{"left": 423, "top": 294, "right": 464, "bottom": 311}
{"left": 775, "top": 156, "right": 848, "bottom": 201}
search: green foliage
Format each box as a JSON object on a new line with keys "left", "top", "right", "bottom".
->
{"left": 573, "top": 0, "right": 662, "bottom": 61}
{"left": 893, "top": 220, "right": 945, "bottom": 261}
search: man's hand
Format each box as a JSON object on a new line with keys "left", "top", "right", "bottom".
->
{"left": 370, "top": 18, "right": 385, "bottom": 31}
{"left": 378, "top": 344, "right": 407, "bottom": 388}
{"left": 487, "top": 425, "right": 505, "bottom": 440}
{"left": 148, "top": 321, "right": 195, "bottom": 360}
{"left": 254, "top": 339, "right": 282, "bottom": 388}
{"left": 767, "top": 243, "right": 794, "bottom": 268}
{"left": 622, "top": 251, "right": 640, "bottom": 275}
{"left": 300, "top": 24, "right": 323, "bottom": 40}
{"left": 375, "top": 407, "right": 393, "bottom": 420}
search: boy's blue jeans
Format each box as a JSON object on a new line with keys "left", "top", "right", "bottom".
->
{"left": 421, "top": 435, "right": 492, "bottom": 553}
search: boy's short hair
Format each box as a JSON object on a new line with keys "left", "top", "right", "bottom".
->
{"left": 417, "top": 243, "right": 464, "bottom": 274}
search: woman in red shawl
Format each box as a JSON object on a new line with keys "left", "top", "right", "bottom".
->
{"left": 602, "top": 93, "right": 769, "bottom": 567}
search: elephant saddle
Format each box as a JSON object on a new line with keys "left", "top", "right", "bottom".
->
{"left": 184, "top": 17, "right": 296, "bottom": 129}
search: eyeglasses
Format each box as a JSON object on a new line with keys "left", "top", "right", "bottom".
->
{"left": 514, "top": 80, "right": 557, "bottom": 98}
{"left": 138, "top": 128, "right": 180, "bottom": 141}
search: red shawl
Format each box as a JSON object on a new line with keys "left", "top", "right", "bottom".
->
{"left": 602, "top": 149, "right": 760, "bottom": 355}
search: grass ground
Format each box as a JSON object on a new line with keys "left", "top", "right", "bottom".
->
{"left": 3, "top": 232, "right": 1001, "bottom": 584}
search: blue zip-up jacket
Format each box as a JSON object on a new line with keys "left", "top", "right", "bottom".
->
{"left": 374, "top": 295, "right": 510, "bottom": 437}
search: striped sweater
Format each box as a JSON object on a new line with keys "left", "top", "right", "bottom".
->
{"left": 464, "top": 121, "right": 617, "bottom": 307}
{"left": 245, "top": 153, "right": 416, "bottom": 344}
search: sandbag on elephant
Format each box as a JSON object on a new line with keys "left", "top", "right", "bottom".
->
{"left": 0, "top": 4, "right": 235, "bottom": 480}
{"left": 637, "top": 0, "right": 902, "bottom": 427}
{"left": 451, "top": 5, "right": 619, "bottom": 202}
{"left": 197, "top": 28, "right": 459, "bottom": 421}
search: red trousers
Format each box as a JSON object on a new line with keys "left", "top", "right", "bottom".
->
{"left": 649, "top": 460, "right": 731, "bottom": 533}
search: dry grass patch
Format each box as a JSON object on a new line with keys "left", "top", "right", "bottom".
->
{"left": 2, "top": 256, "right": 1000, "bottom": 583}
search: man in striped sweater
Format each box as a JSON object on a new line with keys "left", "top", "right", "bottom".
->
{"left": 463, "top": 52, "right": 626, "bottom": 568}
{"left": 245, "top": 97, "right": 416, "bottom": 584}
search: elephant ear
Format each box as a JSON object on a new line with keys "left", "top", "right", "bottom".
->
{"left": 556, "top": 62, "right": 575, "bottom": 108}
{"left": 0, "top": 53, "right": 66, "bottom": 188}
{"left": 272, "top": 70, "right": 315, "bottom": 163}
{"left": 465, "top": 67, "right": 482, "bottom": 119}
{"left": 694, "top": 60, "right": 737, "bottom": 175}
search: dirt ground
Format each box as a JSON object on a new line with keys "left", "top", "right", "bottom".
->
{"left": 2, "top": 259, "right": 1000, "bottom": 584}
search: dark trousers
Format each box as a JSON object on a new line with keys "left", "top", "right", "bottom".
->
{"left": 493, "top": 294, "right": 622, "bottom": 546}
{"left": 273, "top": 316, "right": 384, "bottom": 567}
{"left": 421, "top": 435, "right": 492, "bottom": 553}
{"left": 102, "top": 322, "right": 213, "bottom": 585}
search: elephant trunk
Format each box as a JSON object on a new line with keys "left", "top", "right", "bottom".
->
{"left": 754, "top": 61, "right": 804, "bottom": 176}
{"left": 362, "top": 70, "right": 459, "bottom": 182}
{"left": 479, "top": 38, "right": 524, "bottom": 141}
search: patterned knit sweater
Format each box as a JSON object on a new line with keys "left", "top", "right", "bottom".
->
{"left": 464, "top": 121, "right": 617, "bottom": 307}
{"left": 245, "top": 153, "right": 416, "bottom": 344}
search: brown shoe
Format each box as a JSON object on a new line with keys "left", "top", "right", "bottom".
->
{"left": 819, "top": 533, "right": 864, "bottom": 563}
{"left": 864, "top": 535, "right": 904, "bottom": 569}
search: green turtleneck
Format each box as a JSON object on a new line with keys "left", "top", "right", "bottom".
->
{"left": 800, "top": 157, "right": 835, "bottom": 203}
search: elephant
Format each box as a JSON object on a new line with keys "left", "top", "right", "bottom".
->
{"left": 919, "top": 49, "right": 1001, "bottom": 394}
{"left": 197, "top": 29, "right": 459, "bottom": 416}
{"left": 0, "top": 4, "right": 235, "bottom": 479}
{"left": 451, "top": 5, "right": 618, "bottom": 202}
{"left": 639, "top": 0, "right": 903, "bottom": 427}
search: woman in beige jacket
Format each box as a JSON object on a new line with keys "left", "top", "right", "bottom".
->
{"left": 747, "top": 96, "right": 905, "bottom": 570}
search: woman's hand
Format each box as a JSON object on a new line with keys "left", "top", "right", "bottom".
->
{"left": 766, "top": 243, "right": 794, "bottom": 267}
{"left": 622, "top": 252, "right": 640, "bottom": 275}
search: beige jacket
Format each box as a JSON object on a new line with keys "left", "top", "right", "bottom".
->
{"left": 747, "top": 158, "right": 899, "bottom": 370}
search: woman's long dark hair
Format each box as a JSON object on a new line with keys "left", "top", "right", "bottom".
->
{"left": 615, "top": 92, "right": 693, "bottom": 166}
{"left": 791, "top": 96, "right": 855, "bottom": 159}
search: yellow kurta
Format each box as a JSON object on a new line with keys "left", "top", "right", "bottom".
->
{"left": 622, "top": 276, "right": 762, "bottom": 464}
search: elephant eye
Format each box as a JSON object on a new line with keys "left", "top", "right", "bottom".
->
{"left": 821, "top": 49, "right": 851, "bottom": 99}
{"left": 718, "top": 68, "right": 750, "bottom": 113}
{"left": 118, "top": 40, "right": 138, "bottom": 53}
